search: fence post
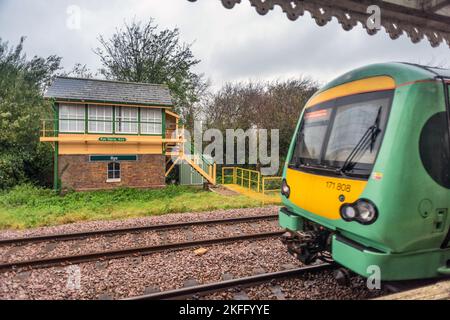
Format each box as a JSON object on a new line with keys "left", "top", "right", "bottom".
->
{"left": 262, "top": 177, "right": 265, "bottom": 195}
{"left": 257, "top": 172, "right": 261, "bottom": 193}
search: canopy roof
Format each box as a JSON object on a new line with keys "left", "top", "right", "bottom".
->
{"left": 189, "top": 0, "right": 450, "bottom": 48}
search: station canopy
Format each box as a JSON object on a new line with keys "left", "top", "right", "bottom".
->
{"left": 189, "top": 0, "right": 450, "bottom": 48}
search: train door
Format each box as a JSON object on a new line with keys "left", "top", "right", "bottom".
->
{"left": 442, "top": 79, "right": 450, "bottom": 249}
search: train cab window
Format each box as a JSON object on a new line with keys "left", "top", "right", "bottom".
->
{"left": 289, "top": 90, "right": 393, "bottom": 178}
{"left": 324, "top": 96, "right": 390, "bottom": 169}
{"left": 291, "top": 108, "right": 331, "bottom": 166}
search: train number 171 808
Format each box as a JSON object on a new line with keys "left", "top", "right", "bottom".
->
{"left": 326, "top": 181, "right": 351, "bottom": 193}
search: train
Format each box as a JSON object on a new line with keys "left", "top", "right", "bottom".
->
{"left": 279, "top": 62, "right": 450, "bottom": 281}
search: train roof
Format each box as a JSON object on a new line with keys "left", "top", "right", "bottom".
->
{"left": 320, "top": 62, "right": 450, "bottom": 93}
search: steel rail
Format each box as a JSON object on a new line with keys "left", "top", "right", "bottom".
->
{"left": 0, "top": 231, "right": 284, "bottom": 271}
{"left": 0, "top": 214, "right": 278, "bottom": 246}
{"left": 125, "top": 263, "right": 336, "bottom": 300}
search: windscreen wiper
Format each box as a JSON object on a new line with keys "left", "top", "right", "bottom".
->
{"left": 301, "top": 163, "right": 340, "bottom": 173}
{"left": 337, "top": 107, "right": 382, "bottom": 175}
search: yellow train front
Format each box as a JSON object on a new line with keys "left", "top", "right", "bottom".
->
{"left": 279, "top": 63, "right": 450, "bottom": 281}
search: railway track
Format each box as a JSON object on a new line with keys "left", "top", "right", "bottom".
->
{"left": 125, "top": 263, "right": 337, "bottom": 300}
{"left": 0, "top": 230, "right": 283, "bottom": 271}
{"left": 0, "top": 214, "right": 278, "bottom": 246}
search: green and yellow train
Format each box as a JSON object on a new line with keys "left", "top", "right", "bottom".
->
{"left": 279, "top": 62, "right": 450, "bottom": 281}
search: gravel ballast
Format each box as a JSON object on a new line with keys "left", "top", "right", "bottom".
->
{"left": 0, "top": 220, "right": 280, "bottom": 264}
{"left": 0, "top": 207, "right": 279, "bottom": 240}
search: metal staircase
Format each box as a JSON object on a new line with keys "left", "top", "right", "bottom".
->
{"left": 165, "top": 127, "right": 216, "bottom": 185}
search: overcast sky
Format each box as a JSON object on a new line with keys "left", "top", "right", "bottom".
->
{"left": 0, "top": 0, "right": 448, "bottom": 89}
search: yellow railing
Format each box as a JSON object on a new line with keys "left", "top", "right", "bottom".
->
{"left": 238, "top": 167, "right": 261, "bottom": 192}
{"left": 40, "top": 119, "right": 57, "bottom": 138}
{"left": 262, "top": 176, "right": 283, "bottom": 195}
{"left": 222, "top": 167, "right": 236, "bottom": 185}
{"left": 222, "top": 167, "right": 281, "bottom": 195}
{"left": 39, "top": 119, "right": 184, "bottom": 139}
{"left": 222, "top": 167, "right": 260, "bottom": 192}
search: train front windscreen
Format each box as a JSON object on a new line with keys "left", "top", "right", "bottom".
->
{"left": 289, "top": 90, "right": 393, "bottom": 178}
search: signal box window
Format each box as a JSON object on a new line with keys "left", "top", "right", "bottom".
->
{"left": 88, "top": 105, "right": 113, "bottom": 133}
{"left": 116, "top": 107, "right": 138, "bottom": 134}
{"left": 59, "top": 104, "right": 85, "bottom": 133}
{"left": 141, "top": 108, "right": 162, "bottom": 134}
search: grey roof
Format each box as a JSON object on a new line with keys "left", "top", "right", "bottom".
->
{"left": 44, "top": 77, "right": 173, "bottom": 106}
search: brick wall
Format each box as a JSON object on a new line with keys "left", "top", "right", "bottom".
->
{"left": 59, "top": 154, "right": 165, "bottom": 191}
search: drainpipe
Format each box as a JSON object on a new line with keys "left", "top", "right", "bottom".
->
{"left": 53, "top": 102, "right": 59, "bottom": 192}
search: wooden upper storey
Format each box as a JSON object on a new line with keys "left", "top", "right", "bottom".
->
{"left": 41, "top": 77, "right": 182, "bottom": 145}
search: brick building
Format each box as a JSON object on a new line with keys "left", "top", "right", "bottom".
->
{"left": 40, "top": 77, "right": 186, "bottom": 191}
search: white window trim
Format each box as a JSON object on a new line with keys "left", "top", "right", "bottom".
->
{"left": 88, "top": 105, "right": 113, "bottom": 134}
{"left": 115, "top": 107, "right": 139, "bottom": 134}
{"left": 107, "top": 162, "right": 121, "bottom": 182}
{"left": 140, "top": 108, "right": 163, "bottom": 135}
{"left": 59, "top": 104, "right": 86, "bottom": 133}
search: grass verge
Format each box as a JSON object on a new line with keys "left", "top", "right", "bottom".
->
{"left": 0, "top": 184, "right": 263, "bottom": 230}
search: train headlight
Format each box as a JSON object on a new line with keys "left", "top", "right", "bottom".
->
{"left": 340, "top": 199, "right": 378, "bottom": 225}
{"left": 340, "top": 204, "right": 357, "bottom": 221}
{"left": 281, "top": 179, "right": 290, "bottom": 198}
{"left": 355, "top": 199, "right": 378, "bottom": 225}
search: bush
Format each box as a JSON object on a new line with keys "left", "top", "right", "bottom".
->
{"left": 0, "top": 37, "right": 60, "bottom": 191}
{"left": 0, "top": 154, "right": 26, "bottom": 190}
{"left": 0, "top": 184, "right": 54, "bottom": 207}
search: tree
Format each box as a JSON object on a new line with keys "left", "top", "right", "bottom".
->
{"left": 0, "top": 37, "right": 61, "bottom": 189}
{"left": 61, "top": 63, "right": 97, "bottom": 79}
{"left": 94, "top": 19, "right": 207, "bottom": 126}
{"left": 253, "top": 79, "right": 319, "bottom": 155}
{"left": 203, "top": 78, "right": 318, "bottom": 173}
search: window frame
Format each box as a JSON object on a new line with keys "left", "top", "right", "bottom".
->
{"left": 59, "top": 104, "right": 86, "bottom": 133}
{"left": 57, "top": 103, "right": 166, "bottom": 136}
{"left": 115, "top": 106, "right": 139, "bottom": 134}
{"left": 140, "top": 108, "right": 163, "bottom": 135}
{"left": 107, "top": 162, "right": 121, "bottom": 182}
{"left": 88, "top": 105, "right": 113, "bottom": 134}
